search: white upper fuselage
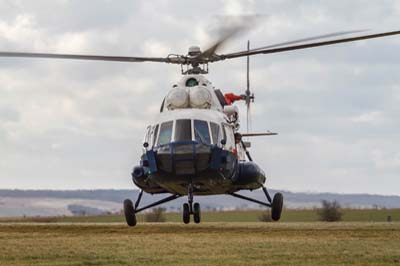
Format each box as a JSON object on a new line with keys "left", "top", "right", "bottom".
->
{"left": 143, "top": 75, "right": 246, "bottom": 161}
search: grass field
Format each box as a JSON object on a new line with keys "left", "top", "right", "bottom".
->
{"left": 1, "top": 208, "right": 399, "bottom": 223}
{"left": 0, "top": 222, "right": 399, "bottom": 266}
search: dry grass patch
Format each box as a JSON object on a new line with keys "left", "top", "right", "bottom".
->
{"left": 0, "top": 222, "right": 399, "bottom": 266}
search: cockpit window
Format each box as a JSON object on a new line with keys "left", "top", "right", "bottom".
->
{"left": 222, "top": 124, "right": 227, "bottom": 142}
{"left": 144, "top": 126, "right": 151, "bottom": 144}
{"left": 194, "top": 120, "right": 211, "bottom": 144}
{"left": 158, "top": 121, "right": 173, "bottom": 145}
{"left": 152, "top": 124, "right": 159, "bottom": 147}
{"left": 175, "top": 119, "right": 192, "bottom": 141}
{"left": 210, "top": 122, "right": 220, "bottom": 144}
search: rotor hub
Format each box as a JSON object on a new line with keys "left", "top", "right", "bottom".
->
{"left": 188, "top": 46, "right": 202, "bottom": 57}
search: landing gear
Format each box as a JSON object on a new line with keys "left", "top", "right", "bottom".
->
{"left": 123, "top": 199, "right": 137, "bottom": 227}
{"left": 183, "top": 203, "right": 190, "bottom": 224}
{"left": 182, "top": 183, "right": 201, "bottom": 224}
{"left": 229, "top": 185, "right": 284, "bottom": 221}
{"left": 271, "top": 192, "right": 283, "bottom": 221}
{"left": 123, "top": 190, "right": 181, "bottom": 227}
{"left": 193, "top": 202, "right": 201, "bottom": 224}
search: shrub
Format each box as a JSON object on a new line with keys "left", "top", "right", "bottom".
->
{"left": 145, "top": 207, "right": 167, "bottom": 223}
{"left": 317, "top": 200, "right": 343, "bottom": 222}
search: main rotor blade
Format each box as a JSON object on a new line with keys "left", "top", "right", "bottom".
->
{"left": 199, "top": 26, "right": 244, "bottom": 59}
{"left": 197, "top": 15, "right": 260, "bottom": 60}
{"left": 0, "top": 52, "right": 184, "bottom": 64}
{"left": 248, "top": 29, "right": 368, "bottom": 53}
{"left": 218, "top": 30, "right": 400, "bottom": 60}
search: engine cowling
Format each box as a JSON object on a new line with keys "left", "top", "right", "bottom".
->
{"left": 232, "top": 162, "right": 266, "bottom": 190}
{"left": 165, "top": 87, "right": 189, "bottom": 110}
{"left": 189, "top": 85, "right": 211, "bottom": 108}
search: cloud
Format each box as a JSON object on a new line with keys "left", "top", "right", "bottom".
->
{"left": 0, "top": 1, "right": 399, "bottom": 195}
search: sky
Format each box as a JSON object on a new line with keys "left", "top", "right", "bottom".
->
{"left": 0, "top": 0, "right": 399, "bottom": 195}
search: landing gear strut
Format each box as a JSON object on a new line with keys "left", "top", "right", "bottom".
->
{"left": 229, "top": 185, "right": 283, "bottom": 221}
{"left": 182, "top": 183, "right": 201, "bottom": 224}
{"left": 123, "top": 190, "right": 181, "bottom": 227}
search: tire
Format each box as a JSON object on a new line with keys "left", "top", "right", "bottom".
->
{"left": 193, "top": 202, "right": 201, "bottom": 224}
{"left": 123, "top": 199, "right": 137, "bottom": 227}
{"left": 183, "top": 203, "right": 190, "bottom": 224}
{"left": 271, "top": 193, "right": 283, "bottom": 221}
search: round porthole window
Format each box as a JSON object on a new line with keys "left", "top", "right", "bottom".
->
{"left": 185, "top": 78, "right": 198, "bottom": 87}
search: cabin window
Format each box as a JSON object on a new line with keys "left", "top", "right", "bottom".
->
{"left": 222, "top": 124, "right": 227, "bottom": 142}
{"left": 194, "top": 120, "right": 211, "bottom": 144}
{"left": 175, "top": 119, "right": 192, "bottom": 141}
{"left": 158, "top": 121, "right": 173, "bottom": 145}
{"left": 144, "top": 126, "right": 151, "bottom": 144}
{"left": 210, "top": 122, "right": 220, "bottom": 144}
{"left": 152, "top": 124, "right": 159, "bottom": 147}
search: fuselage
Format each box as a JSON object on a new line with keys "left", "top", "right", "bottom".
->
{"left": 131, "top": 75, "right": 266, "bottom": 195}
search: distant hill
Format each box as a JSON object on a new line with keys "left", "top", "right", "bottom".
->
{"left": 0, "top": 189, "right": 399, "bottom": 217}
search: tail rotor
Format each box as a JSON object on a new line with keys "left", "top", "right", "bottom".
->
{"left": 245, "top": 40, "right": 254, "bottom": 133}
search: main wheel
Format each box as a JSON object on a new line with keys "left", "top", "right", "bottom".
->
{"left": 183, "top": 203, "right": 190, "bottom": 224}
{"left": 271, "top": 193, "right": 283, "bottom": 221}
{"left": 193, "top": 202, "right": 201, "bottom": 224}
{"left": 123, "top": 199, "right": 137, "bottom": 226}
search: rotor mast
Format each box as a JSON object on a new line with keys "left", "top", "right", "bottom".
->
{"left": 180, "top": 46, "right": 218, "bottom": 75}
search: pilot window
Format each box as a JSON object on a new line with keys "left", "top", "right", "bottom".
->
{"left": 158, "top": 121, "right": 173, "bottom": 145}
{"left": 210, "top": 122, "right": 220, "bottom": 144}
{"left": 144, "top": 126, "right": 151, "bottom": 144}
{"left": 222, "top": 124, "right": 227, "bottom": 141}
{"left": 152, "top": 124, "right": 159, "bottom": 147}
{"left": 175, "top": 119, "right": 192, "bottom": 141}
{"left": 194, "top": 120, "right": 211, "bottom": 144}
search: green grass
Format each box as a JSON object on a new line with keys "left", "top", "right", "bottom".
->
{"left": 1, "top": 208, "right": 399, "bottom": 223}
{"left": 0, "top": 222, "right": 399, "bottom": 266}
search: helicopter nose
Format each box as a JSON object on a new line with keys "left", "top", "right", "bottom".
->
{"left": 156, "top": 141, "right": 211, "bottom": 175}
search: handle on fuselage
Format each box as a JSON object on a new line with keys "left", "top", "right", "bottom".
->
{"left": 241, "top": 132, "right": 278, "bottom": 137}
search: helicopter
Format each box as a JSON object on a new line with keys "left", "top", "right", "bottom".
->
{"left": 1, "top": 26, "right": 400, "bottom": 226}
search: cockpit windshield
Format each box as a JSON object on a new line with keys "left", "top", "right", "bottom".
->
{"left": 194, "top": 120, "right": 211, "bottom": 144}
{"left": 175, "top": 119, "right": 192, "bottom": 141}
{"left": 151, "top": 119, "right": 223, "bottom": 147}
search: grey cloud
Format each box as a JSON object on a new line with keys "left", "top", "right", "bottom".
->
{"left": 0, "top": 106, "right": 19, "bottom": 122}
{"left": 0, "top": 1, "right": 400, "bottom": 194}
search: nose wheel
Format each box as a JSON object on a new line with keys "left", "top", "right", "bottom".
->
{"left": 193, "top": 202, "right": 201, "bottom": 223}
{"left": 182, "top": 183, "right": 201, "bottom": 224}
{"left": 183, "top": 203, "right": 190, "bottom": 224}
